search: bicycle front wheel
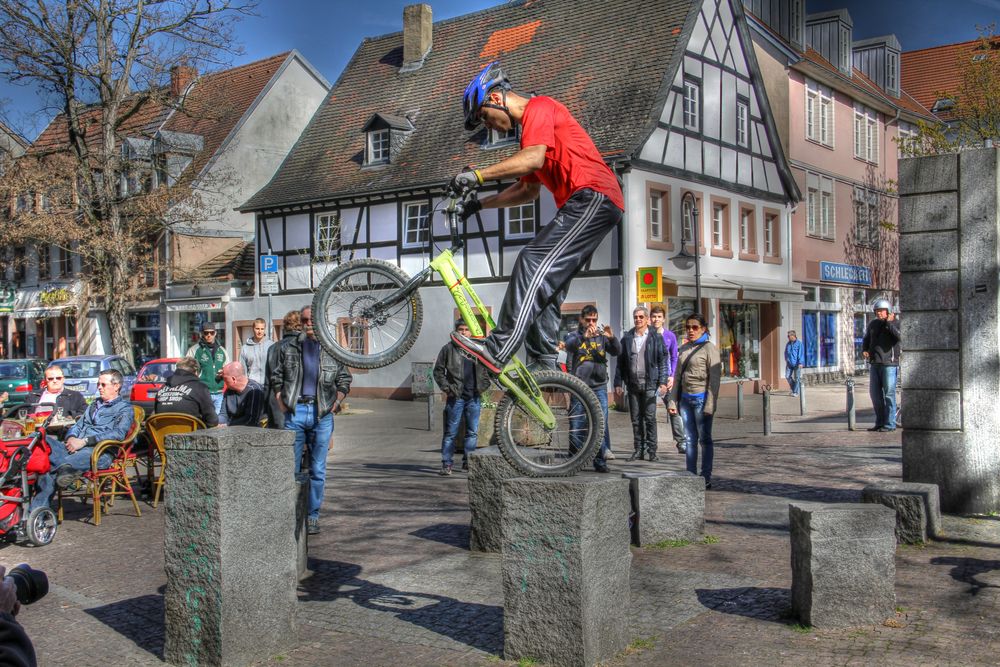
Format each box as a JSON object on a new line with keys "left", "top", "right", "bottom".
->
{"left": 495, "top": 370, "right": 604, "bottom": 477}
{"left": 312, "top": 259, "right": 423, "bottom": 369}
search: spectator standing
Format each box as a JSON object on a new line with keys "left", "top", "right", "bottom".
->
{"left": 649, "top": 304, "right": 686, "bottom": 454}
{"left": 784, "top": 330, "right": 805, "bottom": 397}
{"left": 218, "top": 362, "right": 266, "bottom": 427}
{"left": 433, "top": 320, "right": 492, "bottom": 475}
{"left": 668, "top": 314, "right": 722, "bottom": 488}
{"left": 34, "top": 369, "right": 134, "bottom": 509}
{"left": 239, "top": 318, "right": 273, "bottom": 385}
{"left": 614, "top": 306, "right": 668, "bottom": 462}
{"left": 186, "top": 322, "right": 228, "bottom": 414}
{"left": 264, "top": 310, "right": 302, "bottom": 430}
{"left": 564, "top": 304, "right": 620, "bottom": 472}
{"left": 862, "top": 299, "right": 901, "bottom": 432}
{"left": 154, "top": 356, "right": 219, "bottom": 427}
{"left": 271, "top": 306, "right": 352, "bottom": 534}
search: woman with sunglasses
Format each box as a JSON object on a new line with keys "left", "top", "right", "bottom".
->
{"left": 667, "top": 314, "right": 722, "bottom": 488}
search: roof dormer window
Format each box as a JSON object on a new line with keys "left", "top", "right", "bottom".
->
{"left": 362, "top": 113, "right": 415, "bottom": 167}
{"left": 486, "top": 125, "right": 518, "bottom": 148}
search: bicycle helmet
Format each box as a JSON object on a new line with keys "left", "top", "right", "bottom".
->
{"left": 463, "top": 61, "right": 511, "bottom": 131}
{"left": 871, "top": 298, "right": 892, "bottom": 312}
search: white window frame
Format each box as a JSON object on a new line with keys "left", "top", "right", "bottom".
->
{"left": 649, "top": 190, "right": 664, "bottom": 241}
{"left": 506, "top": 203, "right": 537, "bottom": 239}
{"left": 854, "top": 186, "right": 880, "bottom": 248}
{"left": 403, "top": 202, "right": 431, "bottom": 248}
{"left": 488, "top": 126, "right": 518, "bottom": 147}
{"left": 682, "top": 197, "right": 696, "bottom": 245}
{"left": 789, "top": 0, "right": 803, "bottom": 45}
{"left": 805, "top": 80, "right": 834, "bottom": 148}
{"left": 683, "top": 79, "right": 700, "bottom": 131}
{"left": 712, "top": 203, "right": 726, "bottom": 249}
{"left": 739, "top": 208, "right": 754, "bottom": 254}
{"left": 854, "top": 104, "right": 879, "bottom": 163}
{"left": 367, "top": 128, "right": 390, "bottom": 164}
{"left": 736, "top": 99, "right": 749, "bottom": 147}
{"left": 806, "top": 172, "right": 835, "bottom": 240}
{"left": 315, "top": 212, "right": 340, "bottom": 261}
{"left": 763, "top": 214, "right": 775, "bottom": 257}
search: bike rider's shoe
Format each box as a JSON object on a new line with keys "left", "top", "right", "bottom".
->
{"left": 451, "top": 332, "right": 502, "bottom": 374}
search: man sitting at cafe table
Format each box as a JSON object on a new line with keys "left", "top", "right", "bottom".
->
{"left": 31, "top": 369, "right": 135, "bottom": 511}
{"left": 24, "top": 364, "right": 88, "bottom": 419}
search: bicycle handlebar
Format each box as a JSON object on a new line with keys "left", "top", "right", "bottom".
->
{"left": 441, "top": 187, "right": 479, "bottom": 250}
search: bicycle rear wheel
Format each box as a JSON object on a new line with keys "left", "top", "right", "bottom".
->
{"left": 495, "top": 370, "right": 604, "bottom": 477}
{"left": 312, "top": 259, "right": 423, "bottom": 369}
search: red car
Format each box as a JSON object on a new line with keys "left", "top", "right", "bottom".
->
{"left": 130, "top": 358, "right": 180, "bottom": 414}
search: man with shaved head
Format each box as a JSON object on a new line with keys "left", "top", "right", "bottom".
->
{"left": 218, "top": 361, "right": 266, "bottom": 427}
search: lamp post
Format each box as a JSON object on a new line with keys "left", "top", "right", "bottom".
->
{"left": 675, "top": 190, "right": 702, "bottom": 309}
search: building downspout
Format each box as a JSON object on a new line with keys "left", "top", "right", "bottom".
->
{"left": 617, "top": 162, "right": 630, "bottom": 333}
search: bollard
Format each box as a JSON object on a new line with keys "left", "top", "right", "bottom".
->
{"left": 846, "top": 378, "right": 856, "bottom": 431}
{"left": 427, "top": 393, "right": 435, "bottom": 431}
{"left": 798, "top": 369, "right": 806, "bottom": 416}
{"left": 737, "top": 380, "right": 745, "bottom": 420}
{"left": 762, "top": 384, "right": 772, "bottom": 436}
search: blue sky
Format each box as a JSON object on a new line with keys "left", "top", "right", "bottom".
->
{"left": 1, "top": 0, "right": 996, "bottom": 141}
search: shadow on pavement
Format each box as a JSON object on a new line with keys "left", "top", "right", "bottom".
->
{"left": 409, "top": 522, "right": 470, "bottom": 549}
{"left": 930, "top": 556, "right": 1000, "bottom": 595}
{"left": 695, "top": 586, "right": 791, "bottom": 623}
{"left": 84, "top": 593, "right": 164, "bottom": 660}
{"left": 300, "top": 558, "right": 503, "bottom": 654}
{"left": 710, "top": 477, "right": 860, "bottom": 503}
{"left": 362, "top": 463, "right": 439, "bottom": 474}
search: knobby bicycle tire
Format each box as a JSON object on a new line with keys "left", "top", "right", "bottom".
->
{"left": 495, "top": 370, "right": 604, "bottom": 477}
{"left": 312, "top": 259, "right": 423, "bottom": 369}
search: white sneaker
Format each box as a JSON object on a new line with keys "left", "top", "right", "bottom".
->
{"left": 604, "top": 449, "right": 616, "bottom": 460}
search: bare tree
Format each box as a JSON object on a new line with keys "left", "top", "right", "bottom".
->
{"left": 0, "top": 0, "right": 254, "bottom": 363}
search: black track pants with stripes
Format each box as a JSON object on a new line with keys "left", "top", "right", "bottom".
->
{"left": 485, "top": 188, "right": 622, "bottom": 365}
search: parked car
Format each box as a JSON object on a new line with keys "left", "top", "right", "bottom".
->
{"left": 130, "top": 358, "right": 180, "bottom": 413}
{"left": 52, "top": 355, "right": 137, "bottom": 402}
{"left": 0, "top": 359, "right": 49, "bottom": 415}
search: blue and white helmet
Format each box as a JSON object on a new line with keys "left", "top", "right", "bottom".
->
{"left": 463, "top": 61, "right": 510, "bottom": 131}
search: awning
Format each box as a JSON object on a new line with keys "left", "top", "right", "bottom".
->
{"left": 9, "top": 282, "right": 84, "bottom": 318}
{"left": 166, "top": 298, "right": 228, "bottom": 312}
{"left": 672, "top": 278, "right": 804, "bottom": 303}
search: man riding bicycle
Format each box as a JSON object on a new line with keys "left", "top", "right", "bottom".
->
{"left": 449, "top": 62, "right": 624, "bottom": 373}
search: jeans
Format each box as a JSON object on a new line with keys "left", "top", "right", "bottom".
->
{"left": 661, "top": 396, "right": 687, "bottom": 445}
{"left": 569, "top": 385, "right": 610, "bottom": 465}
{"left": 869, "top": 364, "right": 898, "bottom": 429}
{"left": 210, "top": 392, "right": 224, "bottom": 415}
{"left": 627, "top": 387, "right": 658, "bottom": 454}
{"left": 285, "top": 403, "right": 334, "bottom": 520}
{"left": 680, "top": 395, "right": 714, "bottom": 481}
{"left": 441, "top": 396, "right": 481, "bottom": 467}
{"left": 32, "top": 436, "right": 112, "bottom": 510}
{"left": 786, "top": 366, "right": 801, "bottom": 395}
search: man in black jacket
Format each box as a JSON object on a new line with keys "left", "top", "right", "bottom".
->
{"left": 433, "top": 320, "right": 492, "bottom": 475}
{"left": 271, "top": 306, "right": 353, "bottom": 535}
{"left": 153, "top": 357, "right": 219, "bottom": 427}
{"left": 862, "top": 298, "right": 901, "bottom": 432}
{"left": 25, "top": 365, "right": 87, "bottom": 418}
{"left": 264, "top": 310, "right": 302, "bottom": 430}
{"left": 564, "top": 305, "right": 620, "bottom": 472}
{"left": 614, "top": 306, "right": 668, "bottom": 461}
{"left": 219, "top": 362, "right": 266, "bottom": 427}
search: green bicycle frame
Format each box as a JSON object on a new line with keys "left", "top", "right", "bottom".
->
{"left": 430, "top": 248, "right": 557, "bottom": 430}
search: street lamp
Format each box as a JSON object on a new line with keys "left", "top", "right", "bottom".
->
{"left": 673, "top": 190, "right": 702, "bottom": 309}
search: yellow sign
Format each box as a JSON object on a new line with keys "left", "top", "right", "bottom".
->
{"left": 636, "top": 266, "right": 662, "bottom": 303}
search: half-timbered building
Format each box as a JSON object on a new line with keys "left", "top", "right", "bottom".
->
{"left": 241, "top": 0, "right": 800, "bottom": 396}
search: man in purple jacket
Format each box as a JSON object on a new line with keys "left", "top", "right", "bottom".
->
{"left": 650, "top": 305, "right": 687, "bottom": 454}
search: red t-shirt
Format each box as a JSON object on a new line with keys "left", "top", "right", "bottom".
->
{"left": 518, "top": 96, "right": 624, "bottom": 211}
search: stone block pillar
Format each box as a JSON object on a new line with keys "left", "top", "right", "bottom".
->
{"left": 467, "top": 446, "right": 550, "bottom": 553}
{"left": 501, "top": 476, "right": 631, "bottom": 666}
{"left": 898, "top": 148, "right": 1000, "bottom": 513}
{"left": 789, "top": 503, "right": 896, "bottom": 628}
{"left": 164, "top": 427, "right": 298, "bottom": 667}
{"left": 622, "top": 471, "right": 705, "bottom": 546}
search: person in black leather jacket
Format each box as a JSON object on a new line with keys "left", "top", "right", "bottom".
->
{"left": 862, "top": 299, "right": 901, "bottom": 432}
{"left": 433, "top": 320, "right": 492, "bottom": 474}
{"left": 614, "top": 306, "right": 668, "bottom": 462}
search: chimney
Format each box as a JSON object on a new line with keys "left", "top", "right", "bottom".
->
{"left": 170, "top": 64, "right": 198, "bottom": 98}
{"left": 401, "top": 4, "right": 432, "bottom": 72}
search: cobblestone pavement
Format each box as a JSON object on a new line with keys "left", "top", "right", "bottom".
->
{"left": 2, "top": 385, "right": 998, "bottom": 666}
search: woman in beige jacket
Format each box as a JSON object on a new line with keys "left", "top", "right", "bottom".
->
{"left": 668, "top": 314, "right": 722, "bottom": 488}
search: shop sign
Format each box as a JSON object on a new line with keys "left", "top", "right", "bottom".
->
{"left": 820, "top": 262, "right": 871, "bottom": 286}
{"left": 167, "top": 301, "right": 223, "bottom": 312}
{"left": 0, "top": 283, "right": 14, "bottom": 313}
{"left": 636, "top": 266, "right": 662, "bottom": 303}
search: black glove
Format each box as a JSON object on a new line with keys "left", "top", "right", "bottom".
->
{"left": 460, "top": 195, "right": 483, "bottom": 221}
{"left": 449, "top": 169, "right": 483, "bottom": 195}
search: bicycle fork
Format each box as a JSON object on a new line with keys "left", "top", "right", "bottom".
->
{"left": 431, "top": 249, "right": 557, "bottom": 430}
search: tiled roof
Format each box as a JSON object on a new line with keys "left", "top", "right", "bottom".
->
{"left": 29, "top": 52, "right": 291, "bottom": 176}
{"left": 901, "top": 37, "right": 1000, "bottom": 114}
{"left": 173, "top": 240, "right": 255, "bottom": 283}
{"left": 242, "top": 0, "right": 696, "bottom": 211}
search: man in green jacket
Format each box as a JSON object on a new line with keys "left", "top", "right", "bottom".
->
{"left": 186, "top": 322, "right": 229, "bottom": 414}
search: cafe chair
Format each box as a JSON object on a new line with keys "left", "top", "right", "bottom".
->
{"left": 58, "top": 405, "right": 145, "bottom": 526}
{"left": 142, "top": 413, "right": 206, "bottom": 508}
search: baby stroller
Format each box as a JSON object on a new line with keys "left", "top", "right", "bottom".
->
{"left": 0, "top": 409, "right": 58, "bottom": 546}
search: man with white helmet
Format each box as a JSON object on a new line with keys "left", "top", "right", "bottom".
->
{"left": 862, "top": 298, "right": 901, "bottom": 432}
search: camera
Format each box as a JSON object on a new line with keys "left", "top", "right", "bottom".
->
{"left": 6, "top": 564, "right": 48, "bottom": 605}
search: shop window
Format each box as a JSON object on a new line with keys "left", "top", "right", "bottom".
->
{"left": 668, "top": 298, "right": 697, "bottom": 341}
{"left": 819, "top": 287, "right": 838, "bottom": 304}
{"left": 853, "top": 313, "right": 867, "bottom": 365}
{"left": 718, "top": 303, "right": 760, "bottom": 379}
{"left": 802, "top": 310, "right": 838, "bottom": 368}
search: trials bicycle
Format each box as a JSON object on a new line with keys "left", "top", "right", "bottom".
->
{"left": 311, "top": 189, "right": 603, "bottom": 476}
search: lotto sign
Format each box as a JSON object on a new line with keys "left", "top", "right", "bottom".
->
{"left": 636, "top": 266, "right": 662, "bottom": 303}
